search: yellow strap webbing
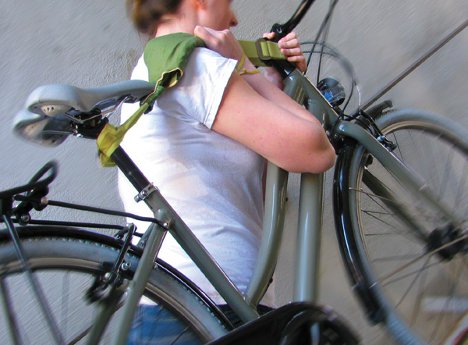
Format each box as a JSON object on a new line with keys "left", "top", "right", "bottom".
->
{"left": 96, "top": 102, "right": 150, "bottom": 167}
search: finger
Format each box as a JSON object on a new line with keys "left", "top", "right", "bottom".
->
{"left": 263, "top": 32, "right": 276, "bottom": 40}
{"left": 280, "top": 47, "right": 303, "bottom": 58}
{"left": 278, "top": 32, "right": 298, "bottom": 44}
{"left": 279, "top": 38, "right": 300, "bottom": 49}
{"left": 194, "top": 25, "right": 215, "bottom": 43}
{"left": 286, "top": 55, "right": 305, "bottom": 63}
{"left": 194, "top": 26, "right": 227, "bottom": 50}
{"left": 287, "top": 55, "right": 307, "bottom": 72}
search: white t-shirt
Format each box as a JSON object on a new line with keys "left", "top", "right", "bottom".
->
{"left": 118, "top": 47, "right": 271, "bottom": 304}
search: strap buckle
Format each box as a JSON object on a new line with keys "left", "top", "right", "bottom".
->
{"left": 255, "top": 38, "right": 284, "bottom": 62}
{"left": 255, "top": 39, "right": 272, "bottom": 61}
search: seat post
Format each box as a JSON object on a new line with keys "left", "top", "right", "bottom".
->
{"left": 110, "top": 146, "right": 151, "bottom": 193}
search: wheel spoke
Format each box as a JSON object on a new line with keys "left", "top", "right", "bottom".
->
{"left": 61, "top": 273, "right": 70, "bottom": 341}
{"left": 453, "top": 159, "right": 468, "bottom": 210}
{"left": 0, "top": 235, "right": 224, "bottom": 345}
{"left": 394, "top": 255, "right": 431, "bottom": 309}
{"left": 352, "top": 185, "right": 429, "bottom": 242}
{"left": 429, "top": 258, "right": 464, "bottom": 342}
{"left": 344, "top": 111, "right": 468, "bottom": 344}
{"left": 2, "top": 215, "right": 66, "bottom": 345}
{"left": 372, "top": 253, "right": 421, "bottom": 262}
{"left": 0, "top": 277, "right": 24, "bottom": 345}
{"left": 170, "top": 326, "right": 192, "bottom": 345}
{"left": 380, "top": 260, "right": 439, "bottom": 287}
{"left": 409, "top": 260, "right": 428, "bottom": 325}
{"left": 379, "top": 234, "right": 467, "bottom": 283}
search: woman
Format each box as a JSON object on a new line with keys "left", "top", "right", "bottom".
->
{"left": 119, "top": 0, "right": 335, "bottom": 343}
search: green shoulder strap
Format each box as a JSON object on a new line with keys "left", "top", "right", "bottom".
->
{"left": 97, "top": 33, "right": 204, "bottom": 166}
{"left": 96, "top": 35, "right": 285, "bottom": 167}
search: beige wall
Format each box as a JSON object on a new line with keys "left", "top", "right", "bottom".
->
{"left": 1, "top": 1, "right": 466, "bottom": 343}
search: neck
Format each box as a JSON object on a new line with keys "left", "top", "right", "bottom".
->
{"left": 154, "top": 1, "right": 198, "bottom": 38}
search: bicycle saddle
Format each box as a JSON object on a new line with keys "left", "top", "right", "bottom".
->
{"left": 13, "top": 80, "right": 154, "bottom": 146}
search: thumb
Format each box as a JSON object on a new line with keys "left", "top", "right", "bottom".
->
{"left": 194, "top": 25, "right": 226, "bottom": 53}
{"left": 193, "top": 25, "right": 205, "bottom": 37}
{"left": 263, "top": 32, "right": 276, "bottom": 40}
{"left": 194, "top": 25, "right": 215, "bottom": 43}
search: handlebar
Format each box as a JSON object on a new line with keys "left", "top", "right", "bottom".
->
{"left": 267, "top": 0, "right": 317, "bottom": 77}
{"left": 269, "top": 0, "right": 316, "bottom": 41}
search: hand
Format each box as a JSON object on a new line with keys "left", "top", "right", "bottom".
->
{"left": 263, "top": 32, "right": 307, "bottom": 73}
{"left": 194, "top": 25, "right": 252, "bottom": 67}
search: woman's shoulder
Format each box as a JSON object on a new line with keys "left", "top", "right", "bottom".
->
{"left": 130, "top": 47, "right": 235, "bottom": 81}
{"left": 187, "top": 47, "right": 237, "bottom": 83}
{"left": 130, "top": 55, "right": 149, "bottom": 81}
{"left": 192, "top": 46, "right": 235, "bottom": 64}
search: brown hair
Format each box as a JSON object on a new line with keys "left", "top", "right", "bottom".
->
{"left": 126, "top": 0, "right": 183, "bottom": 36}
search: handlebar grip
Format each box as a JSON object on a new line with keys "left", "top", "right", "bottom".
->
{"left": 269, "top": 0, "right": 316, "bottom": 41}
{"left": 269, "top": 23, "right": 287, "bottom": 42}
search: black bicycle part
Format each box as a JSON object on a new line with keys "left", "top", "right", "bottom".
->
{"left": 332, "top": 142, "right": 386, "bottom": 325}
{"left": 0, "top": 225, "right": 234, "bottom": 332}
{"left": 1, "top": 214, "right": 66, "bottom": 345}
{"left": 72, "top": 113, "right": 109, "bottom": 140}
{"left": 111, "top": 146, "right": 152, "bottom": 194}
{"left": 426, "top": 224, "right": 467, "bottom": 261}
{"left": 267, "top": 0, "right": 319, "bottom": 78}
{"left": 86, "top": 224, "right": 137, "bottom": 303}
{"left": 333, "top": 109, "right": 468, "bottom": 344}
{"left": 324, "top": 100, "right": 393, "bottom": 156}
{"left": 12, "top": 218, "right": 128, "bottom": 231}
{"left": 318, "top": 77, "right": 346, "bottom": 107}
{"left": 365, "top": 100, "right": 393, "bottom": 119}
{"left": 0, "top": 161, "right": 57, "bottom": 206}
{"left": 270, "top": 0, "right": 317, "bottom": 41}
{"left": 16, "top": 197, "right": 162, "bottom": 224}
{"left": 314, "top": 0, "right": 339, "bottom": 84}
{"left": 208, "top": 302, "right": 359, "bottom": 345}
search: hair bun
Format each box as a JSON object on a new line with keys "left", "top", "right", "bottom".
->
{"left": 126, "top": 0, "right": 182, "bottom": 36}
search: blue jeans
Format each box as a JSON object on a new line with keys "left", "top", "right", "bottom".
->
{"left": 127, "top": 304, "right": 201, "bottom": 345}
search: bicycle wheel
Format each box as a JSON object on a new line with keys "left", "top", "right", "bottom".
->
{"left": 336, "top": 109, "right": 468, "bottom": 344}
{"left": 0, "top": 226, "right": 228, "bottom": 345}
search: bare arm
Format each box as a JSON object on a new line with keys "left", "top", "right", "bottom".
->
{"left": 194, "top": 26, "right": 335, "bottom": 173}
{"left": 214, "top": 72, "right": 335, "bottom": 173}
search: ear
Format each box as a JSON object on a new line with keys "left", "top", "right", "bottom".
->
{"left": 192, "top": 0, "right": 206, "bottom": 10}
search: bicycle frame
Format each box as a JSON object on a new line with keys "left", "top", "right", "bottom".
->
{"left": 102, "top": 67, "right": 461, "bottom": 345}
{"left": 5, "top": 1, "right": 465, "bottom": 344}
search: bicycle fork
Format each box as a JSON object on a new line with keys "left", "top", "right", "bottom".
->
{"left": 336, "top": 121, "right": 462, "bottom": 226}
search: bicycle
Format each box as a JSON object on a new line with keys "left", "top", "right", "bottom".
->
{"left": 1, "top": 0, "right": 467, "bottom": 344}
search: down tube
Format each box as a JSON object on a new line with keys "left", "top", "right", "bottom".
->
{"left": 245, "top": 162, "right": 289, "bottom": 305}
{"left": 246, "top": 71, "right": 307, "bottom": 304}
{"left": 293, "top": 72, "right": 329, "bottom": 303}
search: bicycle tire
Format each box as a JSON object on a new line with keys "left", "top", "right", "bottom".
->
{"left": 0, "top": 226, "right": 229, "bottom": 345}
{"left": 335, "top": 109, "right": 468, "bottom": 345}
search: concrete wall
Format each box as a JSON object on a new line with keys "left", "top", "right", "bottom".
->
{"left": 1, "top": 1, "right": 466, "bottom": 343}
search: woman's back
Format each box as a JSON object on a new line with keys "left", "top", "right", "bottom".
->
{"left": 118, "top": 48, "right": 271, "bottom": 304}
